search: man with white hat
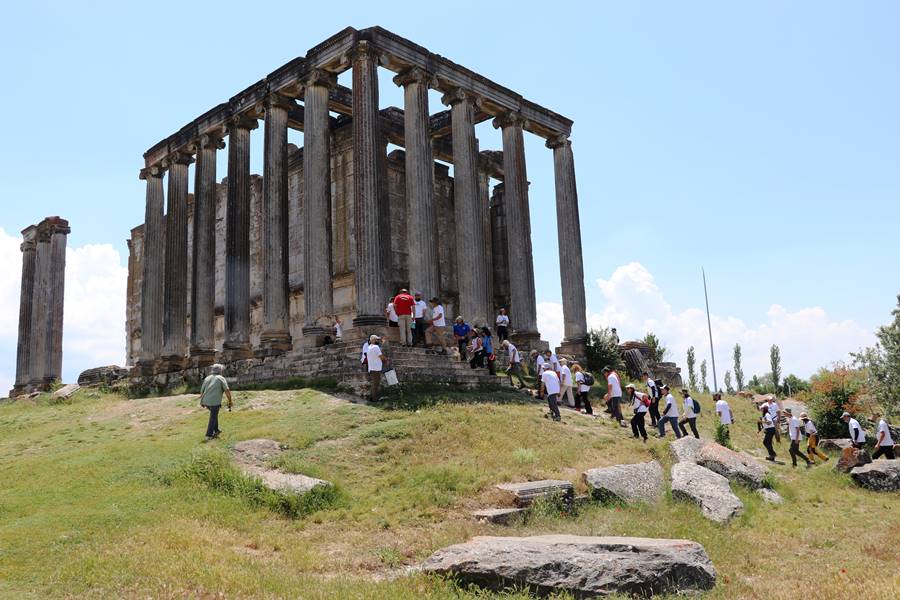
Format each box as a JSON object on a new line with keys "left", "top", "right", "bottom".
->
{"left": 785, "top": 408, "right": 812, "bottom": 468}
{"left": 539, "top": 363, "right": 562, "bottom": 422}
{"left": 841, "top": 411, "right": 866, "bottom": 449}
{"left": 800, "top": 412, "right": 829, "bottom": 463}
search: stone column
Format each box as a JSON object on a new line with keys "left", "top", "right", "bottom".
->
{"left": 394, "top": 66, "right": 439, "bottom": 300}
{"left": 350, "top": 43, "right": 389, "bottom": 328}
{"left": 138, "top": 165, "right": 166, "bottom": 371}
{"left": 494, "top": 111, "right": 538, "bottom": 339}
{"left": 190, "top": 132, "right": 224, "bottom": 366}
{"left": 223, "top": 114, "right": 259, "bottom": 361}
{"left": 477, "top": 167, "right": 494, "bottom": 324}
{"left": 28, "top": 224, "right": 51, "bottom": 386}
{"left": 442, "top": 88, "right": 488, "bottom": 326}
{"left": 302, "top": 69, "right": 336, "bottom": 340}
{"left": 45, "top": 217, "right": 70, "bottom": 383}
{"left": 12, "top": 226, "right": 37, "bottom": 395}
{"left": 548, "top": 135, "right": 587, "bottom": 355}
{"left": 259, "top": 93, "right": 294, "bottom": 354}
{"left": 161, "top": 151, "right": 193, "bottom": 369}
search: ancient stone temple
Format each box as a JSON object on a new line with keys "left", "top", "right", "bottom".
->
{"left": 10, "top": 217, "right": 70, "bottom": 397}
{"left": 126, "top": 27, "right": 586, "bottom": 388}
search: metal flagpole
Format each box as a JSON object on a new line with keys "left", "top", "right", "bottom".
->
{"left": 702, "top": 267, "right": 719, "bottom": 393}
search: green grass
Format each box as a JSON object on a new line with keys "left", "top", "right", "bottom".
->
{"left": 0, "top": 386, "right": 897, "bottom": 599}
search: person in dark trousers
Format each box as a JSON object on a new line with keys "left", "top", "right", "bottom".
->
{"left": 678, "top": 388, "right": 700, "bottom": 439}
{"left": 199, "top": 363, "right": 233, "bottom": 441}
{"left": 365, "top": 335, "right": 386, "bottom": 402}
{"left": 642, "top": 372, "right": 661, "bottom": 426}
{"left": 626, "top": 384, "right": 649, "bottom": 442}
{"left": 502, "top": 340, "right": 527, "bottom": 388}
{"left": 495, "top": 308, "right": 510, "bottom": 343}
{"left": 760, "top": 404, "right": 777, "bottom": 461}
{"left": 412, "top": 291, "right": 428, "bottom": 347}
{"left": 602, "top": 366, "right": 626, "bottom": 426}
{"left": 841, "top": 411, "right": 867, "bottom": 449}
{"left": 539, "top": 364, "right": 562, "bottom": 421}
{"left": 572, "top": 363, "right": 593, "bottom": 414}
{"left": 872, "top": 412, "right": 896, "bottom": 460}
{"left": 452, "top": 316, "right": 471, "bottom": 362}
{"left": 785, "top": 408, "right": 812, "bottom": 468}
{"left": 657, "top": 385, "right": 682, "bottom": 438}
{"left": 481, "top": 327, "right": 496, "bottom": 375}
{"left": 800, "top": 412, "right": 829, "bottom": 463}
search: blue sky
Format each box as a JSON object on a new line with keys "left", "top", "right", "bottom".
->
{"left": 1, "top": 1, "right": 898, "bottom": 390}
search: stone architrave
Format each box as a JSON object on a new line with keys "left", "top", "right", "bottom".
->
{"left": 442, "top": 88, "right": 487, "bottom": 326}
{"left": 494, "top": 111, "right": 538, "bottom": 339}
{"left": 190, "top": 132, "right": 225, "bottom": 366}
{"left": 161, "top": 151, "right": 194, "bottom": 370}
{"left": 138, "top": 165, "right": 166, "bottom": 371}
{"left": 301, "top": 69, "right": 336, "bottom": 339}
{"left": 259, "top": 93, "right": 294, "bottom": 354}
{"left": 12, "top": 226, "right": 37, "bottom": 395}
{"left": 351, "top": 42, "right": 389, "bottom": 328}
{"left": 222, "top": 114, "right": 259, "bottom": 361}
{"left": 394, "top": 66, "right": 439, "bottom": 301}
{"left": 547, "top": 135, "right": 587, "bottom": 356}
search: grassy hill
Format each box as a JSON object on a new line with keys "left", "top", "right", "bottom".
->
{"left": 0, "top": 383, "right": 897, "bottom": 599}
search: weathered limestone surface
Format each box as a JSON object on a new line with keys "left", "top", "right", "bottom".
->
{"left": 139, "top": 167, "right": 166, "bottom": 367}
{"left": 835, "top": 447, "right": 872, "bottom": 473}
{"left": 162, "top": 152, "right": 192, "bottom": 366}
{"left": 850, "top": 461, "right": 900, "bottom": 492}
{"left": 583, "top": 461, "right": 664, "bottom": 504}
{"left": 756, "top": 488, "right": 784, "bottom": 504}
{"left": 696, "top": 442, "right": 769, "bottom": 489}
{"left": 232, "top": 438, "right": 331, "bottom": 494}
{"left": 421, "top": 535, "right": 717, "bottom": 597}
{"left": 471, "top": 507, "right": 527, "bottom": 525}
{"left": 13, "top": 226, "right": 37, "bottom": 393}
{"left": 496, "top": 479, "right": 573, "bottom": 507}
{"left": 671, "top": 462, "right": 743, "bottom": 523}
{"left": 670, "top": 435, "right": 706, "bottom": 464}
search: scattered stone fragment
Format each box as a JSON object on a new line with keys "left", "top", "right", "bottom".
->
{"left": 850, "top": 461, "right": 900, "bottom": 492}
{"left": 232, "top": 438, "right": 331, "bottom": 495}
{"left": 496, "top": 480, "right": 574, "bottom": 507}
{"left": 756, "top": 488, "right": 784, "bottom": 504}
{"left": 670, "top": 436, "right": 705, "bottom": 463}
{"left": 834, "top": 447, "right": 872, "bottom": 473}
{"left": 696, "top": 442, "right": 769, "bottom": 489}
{"left": 51, "top": 383, "right": 80, "bottom": 400}
{"left": 471, "top": 508, "right": 528, "bottom": 525}
{"left": 671, "top": 462, "right": 743, "bottom": 523}
{"left": 818, "top": 438, "right": 852, "bottom": 453}
{"left": 421, "top": 535, "right": 716, "bottom": 597}
{"left": 583, "top": 461, "right": 664, "bottom": 504}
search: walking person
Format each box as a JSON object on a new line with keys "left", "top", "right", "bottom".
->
{"left": 626, "top": 384, "right": 649, "bottom": 442}
{"left": 481, "top": 326, "right": 497, "bottom": 375}
{"left": 657, "top": 385, "right": 682, "bottom": 438}
{"left": 760, "top": 404, "right": 778, "bottom": 462}
{"left": 392, "top": 289, "right": 414, "bottom": 347}
{"left": 385, "top": 297, "right": 399, "bottom": 329}
{"left": 558, "top": 359, "right": 575, "bottom": 408}
{"left": 768, "top": 397, "right": 782, "bottom": 443}
{"left": 531, "top": 350, "right": 545, "bottom": 389}
{"left": 495, "top": 308, "right": 510, "bottom": 343}
{"left": 678, "top": 388, "right": 700, "bottom": 439}
{"left": 715, "top": 393, "right": 732, "bottom": 429}
{"left": 539, "top": 364, "right": 562, "bottom": 422}
{"left": 425, "top": 297, "right": 448, "bottom": 355}
{"left": 572, "top": 363, "right": 593, "bottom": 414}
{"left": 785, "top": 408, "right": 812, "bottom": 468}
{"left": 502, "top": 340, "right": 527, "bottom": 388}
{"left": 602, "top": 366, "right": 626, "bottom": 426}
{"left": 799, "top": 412, "right": 829, "bottom": 463}
{"left": 198, "top": 364, "right": 233, "bottom": 441}
{"left": 544, "top": 350, "right": 561, "bottom": 375}
{"left": 412, "top": 291, "right": 428, "bottom": 347}
{"left": 365, "top": 335, "right": 386, "bottom": 402}
{"left": 872, "top": 412, "right": 896, "bottom": 460}
{"left": 841, "top": 411, "right": 866, "bottom": 449}
{"left": 643, "top": 372, "right": 661, "bottom": 426}
{"left": 453, "top": 316, "right": 472, "bottom": 362}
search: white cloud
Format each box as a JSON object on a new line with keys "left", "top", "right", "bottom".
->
{"left": 537, "top": 262, "right": 875, "bottom": 380}
{"left": 0, "top": 227, "right": 127, "bottom": 395}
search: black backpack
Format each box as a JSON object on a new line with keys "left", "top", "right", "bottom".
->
{"left": 692, "top": 397, "right": 701, "bottom": 414}
{"left": 583, "top": 372, "right": 595, "bottom": 386}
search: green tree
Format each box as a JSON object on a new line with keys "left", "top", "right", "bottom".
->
{"left": 585, "top": 328, "right": 623, "bottom": 375}
{"left": 852, "top": 294, "right": 900, "bottom": 418}
{"left": 803, "top": 366, "right": 870, "bottom": 438}
{"left": 642, "top": 332, "right": 668, "bottom": 362}
{"left": 724, "top": 370, "right": 735, "bottom": 394}
{"left": 770, "top": 345, "right": 782, "bottom": 394}
{"left": 732, "top": 344, "right": 745, "bottom": 391}
{"left": 700, "top": 359, "right": 709, "bottom": 393}
{"left": 686, "top": 346, "right": 697, "bottom": 391}
{"left": 748, "top": 374, "right": 762, "bottom": 392}
{"left": 782, "top": 374, "right": 809, "bottom": 396}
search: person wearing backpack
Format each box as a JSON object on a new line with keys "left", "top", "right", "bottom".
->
{"left": 572, "top": 363, "right": 593, "bottom": 414}
{"left": 642, "top": 372, "right": 661, "bottom": 426}
{"left": 678, "top": 388, "right": 700, "bottom": 439}
{"left": 657, "top": 385, "right": 682, "bottom": 438}
{"left": 625, "top": 384, "right": 649, "bottom": 442}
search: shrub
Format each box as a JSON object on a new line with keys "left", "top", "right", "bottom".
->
{"left": 585, "top": 328, "right": 622, "bottom": 374}
{"left": 715, "top": 423, "right": 732, "bottom": 449}
{"left": 802, "top": 366, "right": 871, "bottom": 439}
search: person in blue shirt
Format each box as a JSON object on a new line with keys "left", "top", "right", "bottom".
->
{"left": 452, "top": 316, "right": 472, "bottom": 362}
{"left": 480, "top": 326, "right": 496, "bottom": 375}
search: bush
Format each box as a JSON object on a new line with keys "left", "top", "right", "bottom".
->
{"left": 715, "top": 423, "right": 733, "bottom": 449}
{"left": 585, "top": 328, "right": 622, "bottom": 374}
{"left": 802, "top": 366, "right": 871, "bottom": 439}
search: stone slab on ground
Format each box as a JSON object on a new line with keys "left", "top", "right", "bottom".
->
{"left": 756, "top": 488, "right": 784, "bottom": 504}
{"left": 421, "top": 535, "right": 716, "bottom": 597}
{"left": 819, "top": 438, "right": 852, "bottom": 453}
{"left": 835, "top": 447, "right": 872, "bottom": 473}
{"left": 471, "top": 508, "right": 528, "bottom": 525}
{"left": 671, "top": 462, "right": 743, "bottom": 523}
{"left": 496, "top": 480, "right": 574, "bottom": 507}
{"left": 696, "top": 442, "right": 769, "bottom": 489}
{"left": 232, "top": 438, "right": 331, "bottom": 495}
{"left": 583, "top": 461, "right": 664, "bottom": 504}
{"left": 51, "top": 383, "right": 80, "bottom": 399}
{"left": 850, "top": 461, "right": 900, "bottom": 492}
{"left": 670, "top": 436, "right": 706, "bottom": 464}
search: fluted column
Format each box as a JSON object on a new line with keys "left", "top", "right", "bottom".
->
{"left": 548, "top": 135, "right": 587, "bottom": 350}
{"left": 139, "top": 165, "right": 166, "bottom": 370}
{"left": 162, "top": 151, "right": 193, "bottom": 368}
{"left": 477, "top": 167, "right": 494, "bottom": 324}
{"left": 259, "top": 93, "right": 294, "bottom": 353}
{"left": 223, "top": 114, "right": 258, "bottom": 360}
{"left": 394, "top": 66, "right": 439, "bottom": 300}
{"left": 45, "top": 217, "right": 70, "bottom": 383}
{"left": 494, "top": 111, "right": 538, "bottom": 337}
{"left": 349, "top": 43, "right": 388, "bottom": 328}
{"left": 12, "top": 226, "right": 37, "bottom": 395}
{"left": 442, "top": 88, "right": 488, "bottom": 326}
{"left": 302, "top": 69, "right": 336, "bottom": 338}
{"left": 28, "top": 223, "right": 51, "bottom": 385}
{"left": 190, "top": 132, "right": 224, "bottom": 365}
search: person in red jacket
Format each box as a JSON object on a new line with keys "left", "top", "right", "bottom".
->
{"left": 392, "top": 289, "right": 415, "bottom": 346}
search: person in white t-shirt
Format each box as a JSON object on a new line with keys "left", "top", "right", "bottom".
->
{"left": 539, "top": 364, "right": 561, "bottom": 421}
{"left": 425, "top": 297, "right": 448, "bottom": 355}
{"left": 544, "top": 350, "right": 561, "bottom": 375}
{"left": 385, "top": 298, "right": 399, "bottom": 328}
{"left": 872, "top": 412, "right": 896, "bottom": 460}
{"left": 501, "top": 340, "right": 526, "bottom": 389}
{"left": 767, "top": 398, "right": 782, "bottom": 443}
{"left": 785, "top": 408, "right": 812, "bottom": 468}
{"left": 558, "top": 359, "right": 575, "bottom": 407}
{"left": 714, "top": 393, "right": 732, "bottom": 426}
{"left": 799, "top": 412, "right": 829, "bottom": 463}
{"left": 841, "top": 412, "right": 866, "bottom": 448}
{"left": 678, "top": 389, "right": 700, "bottom": 439}
{"left": 572, "top": 363, "right": 593, "bottom": 415}
{"left": 332, "top": 315, "right": 343, "bottom": 341}
{"left": 531, "top": 350, "right": 546, "bottom": 389}
{"left": 643, "top": 372, "right": 661, "bottom": 426}
{"left": 657, "top": 385, "right": 682, "bottom": 438}
{"left": 495, "top": 308, "right": 510, "bottom": 343}
{"left": 625, "top": 384, "right": 649, "bottom": 442}
{"left": 760, "top": 404, "right": 777, "bottom": 461}
{"left": 602, "top": 366, "right": 626, "bottom": 426}
{"left": 365, "top": 335, "right": 386, "bottom": 402}
{"left": 412, "top": 291, "right": 428, "bottom": 347}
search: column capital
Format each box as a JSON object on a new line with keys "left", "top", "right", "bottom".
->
{"left": 492, "top": 110, "right": 528, "bottom": 130}
{"left": 139, "top": 164, "right": 166, "bottom": 180}
{"left": 393, "top": 66, "right": 437, "bottom": 89}
{"left": 163, "top": 149, "right": 195, "bottom": 168}
{"left": 301, "top": 68, "right": 337, "bottom": 92}
{"left": 20, "top": 225, "right": 37, "bottom": 252}
{"left": 440, "top": 87, "right": 482, "bottom": 109}
{"left": 39, "top": 216, "right": 71, "bottom": 236}
{"left": 226, "top": 113, "right": 259, "bottom": 133}
{"left": 545, "top": 133, "right": 570, "bottom": 149}
{"left": 262, "top": 92, "right": 296, "bottom": 113}
{"left": 196, "top": 130, "right": 226, "bottom": 151}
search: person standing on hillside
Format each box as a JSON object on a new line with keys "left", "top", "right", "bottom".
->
{"left": 715, "top": 393, "right": 732, "bottom": 430}
{"left": 544, "top": 349, "right": 561, "bottom": 375}
{"left": 799, "top": 412, "right": 829, "bottom": 463}
{"left": 480, "top": 326, "right": 497, "bottom": 375}
{"left": 626, "top": 384, "right": 649, "bottom": 442}
{"left": 572, "top": 363, "right": 593, "bottom": 414}
{"left": 678, "top": 389, "right": 700, "bottom": 439}
{"left": 785, "top": 408, "right": 812, "bottom": 468}
{"left": 539, "top": 364, "right": 562, "bottom": 422}
{"left": 392, "top": 289, "right": 414, "bottom": 347}
{"left": 768, "top": 397, "right": 782, "bottom": 443}
{"left": 760, "top": 404, "right": 778, "bottom": 462}
{"left": 412, "top": 291, "right": 428, "bottom": 347}
{"left": 643, "top": 372, "right": 661, "bottom": 426}
{"left": 495, "top": 308, "right": 510, "bottom": 343}
{"left": 365, "top": 335, "right": 386, "bottom": 402}
{"left": 872, "top": 412, "right": 896, "bottom": 460}
{"left": 502, "top": 340, "right": 527, "bottom": 388}
{"left": 558, "top": 359, "right": 575, "bottom": 408}
{"left": 426, "top": 297, "right": 448, "bottom": 355}
{"left": 841, "top": 411, "right": 866, "bottom": 449}
{"left": 657, "top": 385, "right": 682, "bottom": 438}
{"left": 531, "top": 350, "right": 546, "bottom": 389}
{"left": 199, "top": 364, "right": 233, "bottom": 441}
{"left": 453, "top": 316, "right": 472, "bottom": 362}
{"left": 602, "top": 366, "right": 626, "bottom": 426}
